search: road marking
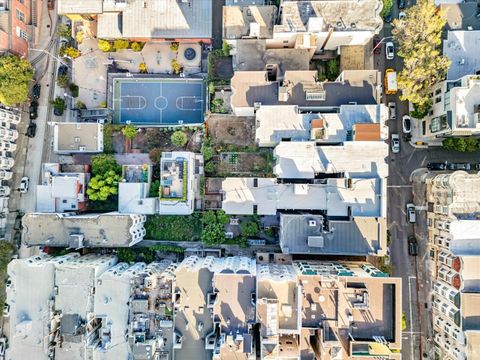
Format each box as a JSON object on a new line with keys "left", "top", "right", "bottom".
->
{"left": 387, "top": 185, "right": 413, "bottom": 188}
{"left": 408, "top": 275, "right": 416, "bottom": 360}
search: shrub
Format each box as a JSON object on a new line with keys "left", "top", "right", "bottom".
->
{"left": 410, "top": 101, "right": 432, "bottom": 119}
{"left": 221, "top": 40, "right": 231, "bottom": 57}
{"left": 57, "top": 24, "right": 71, "bottom": 39}
{"left": 63, "top": 46, "right": 81, "bottom": 59}
{"left": 76, "top": 30, "right": 83, "bottom": 44}
{"left": 170, "top": 42, "right": 179, "bottom": 52}
{"left": 139, "top": 62, "right": 148, "bottom": 74}
{"left": 240, "top": 220, "right": 259, "bottom": 237}
{"left": 204, "top": 161, "right": 215, "bottom": 174}
{"left": 56, "top": 74, "right": 69, "bottom": 88}
{"left": 171, "top": 59, "right": 182, "bottom": 74}
{"left": 149, "top": 148, "right": 162, "bottom": 163}
{"left": 98, "top": 39, "right": 113, "bottom": 52}
{"left": 113, "top": 39, "right": 130, "bottom": 51}
{"left": 201, "top": 143, "right": 214, "bottom": 162}
{"left": 75, "top": 100, "right": 86, "bottom": 109}
{"left": 325, "top": 58, "right": 339, "bottom": 81}
{"left": 208, "top": 82, "right": 215, "bottom": 95}
{"left": 442, "top": 137, "right": 480, "bottom": 153}
{"left": 149, "top": 180, "right": 160, "bottom": 197}
{"left": 130, "top": 41, "right": 143, "bottom": 52}
{"left": 171, "top": 131, "right": 188, "bottom": 147}
{"left": 87, "top": 170, "right": 122, "bottom": 201}
{"left": 121, "top": 124, "right": 138, "bottom": 139}
{"left": 51, "top": 97, "right": 66, "bottom": 114}
{"left": 69, "top": 83, "right": 79, "bottom": 97}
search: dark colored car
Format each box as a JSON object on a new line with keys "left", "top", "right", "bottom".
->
{"left": 26, "top": 122, "right": 37, "bottom": 138}
{"left": 398, "top": 0, "right": 405, "bottom": 9}
{"left": 408, "top": 235, "right": 418, "bottom": 256}
{"left": 427, "top": 162, "right": 447, "bottom": 171}
{"left": 57, "top": 65, "right": 68, "bottom": 77}
{"left": 385, "top": 11, "right": 394, "bottom": 23}
{"left": 373, "top": 36, "right": 382, "bottom": 55}
{"left": 29, "top": 101, "right": 38, "bottom": 120}
{"left": 447, "top": 163, "right": 471, "bottom": 171}
{"left": 32, "top": 83, "right": 41, "bottom": 99}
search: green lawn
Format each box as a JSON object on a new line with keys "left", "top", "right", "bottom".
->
{"left": 145, "top": 213, "right": 202, "bottom": 241}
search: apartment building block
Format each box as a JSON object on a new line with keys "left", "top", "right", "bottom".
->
{"left": 425, "top": 170, "right": 480, "bottom": 359}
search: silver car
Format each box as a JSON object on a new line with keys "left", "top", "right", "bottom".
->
{"left": 391, "top": 134, "right": 400, "bottom": 153}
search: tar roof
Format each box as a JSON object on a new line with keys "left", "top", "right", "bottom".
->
{"left": 22, "top": 213, "right": 136, "bottom": 247}
{"left": 279, "top": 214, "right": 385, "bottom": 255}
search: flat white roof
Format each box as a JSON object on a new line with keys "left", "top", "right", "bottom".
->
{"left": 444, "top": 31, "right": 480, "bottom": 80}
{"left": 221, "top": 177, "right": 382, "bottom": 216}
{"left": 449, "top": 220, "right": 480, "bottom": 255}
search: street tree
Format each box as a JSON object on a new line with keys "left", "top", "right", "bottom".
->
{"left": 0, "top": 55, "right": 34, "bottom": 105}
{"left": 392, "top": 0, "right": 450, "bottom": 106}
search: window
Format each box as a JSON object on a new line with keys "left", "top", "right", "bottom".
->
{"left": 435, "top": 88, "right": 442, "bottom": 95}
{"left": 17, "top": 28, "right": 27, "bottom": 40}
{"left": 16, "top": 9, "right": 24, "bottom": 22}
{"left": 435, "top": 96, "right": 442, "bottom": 104}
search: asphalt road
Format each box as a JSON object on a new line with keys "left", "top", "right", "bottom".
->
{"left": 378, "top": 7, "right": 480, "bottom": 360}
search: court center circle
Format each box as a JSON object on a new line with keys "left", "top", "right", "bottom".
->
{"left": 154, "top": 96, "right": 168, "bottom": 110}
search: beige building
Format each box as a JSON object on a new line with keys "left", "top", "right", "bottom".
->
{"left": 425, "top": 171, "right": 480, "bottom": 359}
{"left": 53, "top": 122, "right": 103, "bottom": 153}
{"left": 223, "top": 5, "right": 277, "bottom": 40}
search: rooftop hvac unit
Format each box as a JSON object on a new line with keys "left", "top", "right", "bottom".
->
{"left": 305, "top": 91, "right": 326, "bottom": 101}
{"left": 308, "top": 220, "right": 317, "bottom": 227}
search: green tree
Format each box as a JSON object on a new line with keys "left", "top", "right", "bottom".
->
{"left": 410, "top": 100, "right": 432, "bottom": 119}
{"left": 392, "top": 0, "right": 450, "bottom": 106}
{"left": 171, "top": 59, "right": 182, "bottom": 74}
{"left": 57, "top": 24, "right": 72, "bottom": 38}
{"left": 113, "top": 39, "right": 130, "bottom": 51}
{"left": 149, "top": 179, "right": 160, "bottom": 197}
{"left": 0, "top": 56, "right": 34, "bottom": 105}
{"left": 240, "top": 220, "right": 259, "bottom": 237}
{"left": 216, "top": 210, "right": 230, "bottom": 225}
{"left": 325, "top": 58, "right": 339, "bottom": 81}
{"left": 442, "top": 137, "right": 480, "bottom": 152}
{"left": 51, "top": 97, "right": 66, "bottom": 115}
{"left": 171, "top": 130, "right": 188, "bottom": 147}
{"left": 122, "top": 124, "right": 138, "bottom": 139}
{"left": 202, "top": 210, "right": 217, "bottom": 225}
{"left": 130, "top": 41, "right": 143, "bottom": 52}
{"left": 91, "top": 154, "right": 121, "bottom": 176}
{"left": 202, "top": 223, "right": 226, "bottom": 245}
{"left": 116, "top": 248, "right": 136, "bottom": 262}
{"left": 380, "top": 0, "right": 393, "bottom": 18}
{"left": 56, "top": 74, "right": 70, "bottom": 88}
{"left": 87, "top": 170, "right": 122, "bottom": 201}
{"left": 98, "top": 39, "right": 113, "bottom": 52}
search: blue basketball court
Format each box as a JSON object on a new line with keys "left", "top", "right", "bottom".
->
{"left": 111, "top": 77, "right": 205, "bottom": 126}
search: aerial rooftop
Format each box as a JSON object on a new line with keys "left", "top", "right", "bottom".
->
{"left": 223, "top": 5, "right": 277, "bottom": 39}
{"left": 53, "top": 122, "right": 103, "bottom": 153}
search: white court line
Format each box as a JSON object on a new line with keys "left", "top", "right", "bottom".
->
{"left": 119, "top": 95, "right": 147, "bottom": 110}
{"left": 153, "top": 96, "right": 168, "bottom": 111}
{"left": 175, "top": 96, "right": 203, "bottom": 111}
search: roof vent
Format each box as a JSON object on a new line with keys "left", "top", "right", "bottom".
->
{"left": 308, "top": 220, "right": 316, "bottom": 227}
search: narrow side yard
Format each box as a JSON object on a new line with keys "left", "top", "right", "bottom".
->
{"left": 145, "top": 214, "right": 203, "bottom": 241}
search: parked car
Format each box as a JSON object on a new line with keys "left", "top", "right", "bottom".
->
{"left": 19, "top": 177, "right": 29, "bottom": 193}
{"left": 427, "top": 162, "right": 447, "bottom": 171}
{"left": 447, "top": 163, "right": 471, "bottom": 171}
{"left": 408, "top": 235, "right": 418, "bottom": 256}
{"left": 385, "top": 11, "right": 394, "bottom": 23}
{"left": 385, "top": 42, "right": 395, "bottom": 60}
{"left": 32, "top": 83, "right": 41, "bottom": 99}
{"left": 373, "top": 36, "right": 382, "bottom": 55}
{"left": 406, "top": 203, "right": 416, "bottom": 223}
{"left": 398, "top": 0, "right": 405, "bottom": 9}
{"left": 402, "top": 115, "right": 411, "bottom": 133}
{"left": 57, "top": 65, "right": 68, "bottom": 77}
{"left": 398, "top": 11, "right": 406, "bottom": 19}
{"left": 391, "top": 134, "right": 400, "bottom": 153}
{"left": 388, "top": 101, "right": 397, "bottom": 119}
{"left": 29, "top": 101, "right": 38, "bottom": 120}
{"left": 26, "top": 122, "right": 37, "bottom": 138}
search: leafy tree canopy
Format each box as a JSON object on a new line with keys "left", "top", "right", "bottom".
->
{"left": 0, "top": 56, "right": 34, "bottom": 106}
{"left": 171, "top": 130, "right": 188, "bottom": 147}
{"left": 91, "top": 154, "right": 121, "bottom": 176}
